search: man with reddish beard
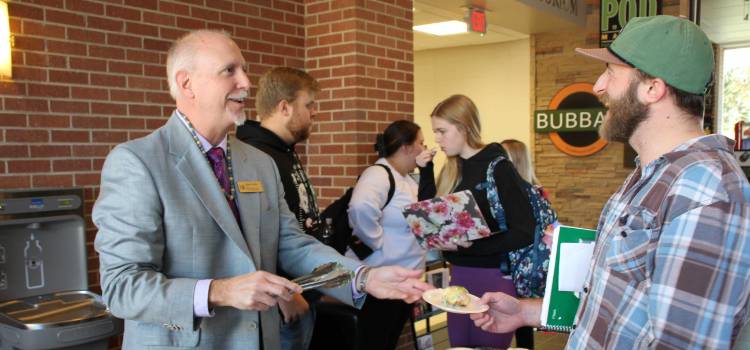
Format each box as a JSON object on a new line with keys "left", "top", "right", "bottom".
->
{"left": 93, "top": 30, "right": 433, "bottom": 350}
{"left": 236, "top": 67, "right": 322, "bottom": 350}
{"left": 469, "top": 16, "right": 750, "bottom": 349}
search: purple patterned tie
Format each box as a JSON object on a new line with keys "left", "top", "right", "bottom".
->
{"left": 206, "top": 147, "right": 240, "bottom": 223}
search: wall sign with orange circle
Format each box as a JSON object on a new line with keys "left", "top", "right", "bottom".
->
{"left": 534, "top": 83, "right": 608, "bottom": 157}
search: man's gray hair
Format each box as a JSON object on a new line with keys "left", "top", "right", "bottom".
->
{"left": 165, "top": 29, "right": 233, "bottom": 100}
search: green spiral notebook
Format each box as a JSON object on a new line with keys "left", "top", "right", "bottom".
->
{"left": 540, "top": 225, "right": 597, "bottom": 332}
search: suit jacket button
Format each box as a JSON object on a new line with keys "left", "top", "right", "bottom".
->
{"left": 249, "top": 321, "right": 257, "bottom": 330}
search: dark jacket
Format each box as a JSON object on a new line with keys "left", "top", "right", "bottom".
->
{"left": 236, "top": 120, "right": 320, "bottom": 236}
{"left": 417, "top": 161, "right": 436, "bottom": 201}
{"left": 443, "top": 143, "right": 536, "bottom": 267}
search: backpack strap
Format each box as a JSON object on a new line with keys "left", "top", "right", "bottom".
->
{"left": 371, "top": 163, "right": 396, "bottom": 209}
{"left": 348, "top": 163, "right": 397, "bottom": 259}
{"left": 475, "top": 155, "right": 509, "bottom": 232}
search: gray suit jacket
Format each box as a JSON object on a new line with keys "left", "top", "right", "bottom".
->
{"left": 94, "top": 112, "right": 361, "bottom": 349}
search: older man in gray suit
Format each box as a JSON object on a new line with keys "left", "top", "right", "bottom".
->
{"left": 93, "top": 30, "right": 431, "bottom": 349}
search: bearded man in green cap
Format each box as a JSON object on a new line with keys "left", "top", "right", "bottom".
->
{"left": 468, "top": 15, "right": 750, "bottom": 349}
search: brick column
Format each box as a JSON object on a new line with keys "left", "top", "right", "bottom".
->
{"left": 304, "top": 0, "right": 414, "bottom": 206}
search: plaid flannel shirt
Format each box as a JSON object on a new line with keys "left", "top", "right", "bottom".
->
{"left": 567, "top": 135, "right": 750, "bottom": 349}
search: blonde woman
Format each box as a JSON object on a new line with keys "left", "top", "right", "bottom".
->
{"left": 500, "top": 139, "right": 538, "bottom": 186}
{"left": 501, "top": 138, "right": 558, "bottom": 245}
{"left": 430, "top": 95, "right": 536, "bottom": 348}
{"left": 500, "top": 139, "right": 546, "bottom": 350}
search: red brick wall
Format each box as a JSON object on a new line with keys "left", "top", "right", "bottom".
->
{"left": 1, "top": 2, "right": 414, "bottom": 347}
{"left": 0, "top": 0, "right": 414, "bottom": 293}
{"left": 0, "top": 0, "right": 304, "bottom": 294}
{"left": 303, "top": 0, "right": 414, "bottom": 206}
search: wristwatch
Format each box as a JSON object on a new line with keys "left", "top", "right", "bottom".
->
{"left": 356, "top": 266, "right": 372, "bottom": 294}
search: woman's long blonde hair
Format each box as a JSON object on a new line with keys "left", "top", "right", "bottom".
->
{"left": 501, "top": 139, "right": 538, "bottom": 186}
{"left": 431, "top": 95, "right": 485, "bottom": 195}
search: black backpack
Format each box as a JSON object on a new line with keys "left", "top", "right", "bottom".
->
{"left": 319, "top": 164, "right": 395, "bottom": 259}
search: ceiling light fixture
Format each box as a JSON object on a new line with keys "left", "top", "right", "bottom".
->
{"left": 413, "top": 20, "right": 468, "bottom": 36}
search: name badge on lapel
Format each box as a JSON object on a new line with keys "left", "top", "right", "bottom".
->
{"left": 238, "top": 181, "right": 264, "bottom": 193}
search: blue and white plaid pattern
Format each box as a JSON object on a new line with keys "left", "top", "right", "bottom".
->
{"left": 567, "top": 135, "right": 750, "bottom": 349}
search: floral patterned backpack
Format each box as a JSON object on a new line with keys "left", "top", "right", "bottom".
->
{"left": 477, "top": 155, "right": 557, "bottom": 298}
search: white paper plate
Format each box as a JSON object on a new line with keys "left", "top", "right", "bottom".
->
{"left": 422, "top": 288, "right": 489, "bottom": 314}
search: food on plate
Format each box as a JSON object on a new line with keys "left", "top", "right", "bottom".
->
{"left": 442, "top": 286, "right": 471, "bottom": 307}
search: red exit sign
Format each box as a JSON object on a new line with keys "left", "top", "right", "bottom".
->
{"left": 468, "top": 8, "right": 486, "bottom": 34}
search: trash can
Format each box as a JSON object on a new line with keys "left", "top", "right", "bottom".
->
{"left": 0, "top": 189, "right": 122, "bottom": 350}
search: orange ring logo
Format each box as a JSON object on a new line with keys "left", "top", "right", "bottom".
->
{"left": 546, "top": 83, "right": 608, "bottom": 157}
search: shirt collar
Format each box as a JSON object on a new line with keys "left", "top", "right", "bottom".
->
{"left": 670, "top": 134, "right": 734, "bottom": 153}
{"left": 634, "top": 134, "right": 734, "bottom": 177}
{"left": 175, "top": 109, "right": 227, "bottom": 153}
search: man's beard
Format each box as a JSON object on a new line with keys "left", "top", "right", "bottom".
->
{"left": 598, "top": 79, "right": 649, "bottom": 143}
{"left": 233, "top": 111, "right": 247, "bottom": 126}
{"left": 288, "top": 115, "right": 312, "bottom": 143}
{"left": 228, "top": 91, "right": 249, "bottom": 127}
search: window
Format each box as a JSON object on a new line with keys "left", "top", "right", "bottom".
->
{"left": 717, "top": 46, "right": 750, "bottom": 141}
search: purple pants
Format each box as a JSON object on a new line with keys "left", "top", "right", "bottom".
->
{"left": 447, "top": 265, "right": 516, "bottom": 348}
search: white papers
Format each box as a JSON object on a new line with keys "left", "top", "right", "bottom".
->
{"left": 557, "top": 242, "right": 595, "bottom": 292}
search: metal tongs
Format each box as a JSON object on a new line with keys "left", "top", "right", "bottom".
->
{"left": 292, "top": 262, "right": 353, "bottom": 291}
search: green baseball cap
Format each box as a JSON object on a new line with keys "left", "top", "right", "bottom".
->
{"left": 576, "top": 15, "right": 714, "bottom": 95}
